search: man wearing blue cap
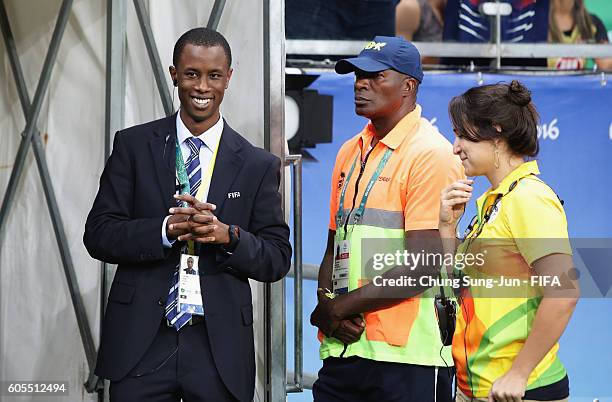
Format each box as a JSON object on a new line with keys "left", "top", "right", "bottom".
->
{"left": 310, "top": 36, "right": 463, "bottom": 401}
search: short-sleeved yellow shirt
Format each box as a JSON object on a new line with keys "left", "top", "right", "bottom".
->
{"left": 453, "top": 160, "right": 573, "bottom": 398}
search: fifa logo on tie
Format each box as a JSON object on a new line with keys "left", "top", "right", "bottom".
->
{"left": 364, "top": 41, "right": 386, "bottom": 51}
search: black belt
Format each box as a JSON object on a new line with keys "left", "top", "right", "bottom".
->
{"left": 166, "top": 315, "right": 205, "bottom": 327}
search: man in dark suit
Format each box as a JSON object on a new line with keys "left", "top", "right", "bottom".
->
{"left": 84, "top": 28, "right": 291, "bottom": 402}
{"left": 183, "top": 257, "right": 197, "bottom": 275}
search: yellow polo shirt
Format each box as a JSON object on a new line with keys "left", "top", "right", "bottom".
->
{"left": 453, "top": 160, "right": 573, "bottom": 398}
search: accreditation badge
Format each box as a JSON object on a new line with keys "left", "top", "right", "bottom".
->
{"left": 332, "top": 239, "right": 350, "bottom": 295}
{"left": 178, "top": 254, "right": 204, "bottom": 315}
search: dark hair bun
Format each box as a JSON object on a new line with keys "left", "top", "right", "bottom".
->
{"left": 507, "top": 80, "right": 531, "bottom": 107}
{"left": 449, "top": 81, "right": 540, "bottom": 158}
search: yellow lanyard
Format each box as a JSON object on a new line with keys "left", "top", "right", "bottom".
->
{"left": 194, "top": 135, "right": 222, "bottom": 202}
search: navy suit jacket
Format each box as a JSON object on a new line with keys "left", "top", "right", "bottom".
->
{"left": 84, "top": 114, "right": 291, "bottom": 402}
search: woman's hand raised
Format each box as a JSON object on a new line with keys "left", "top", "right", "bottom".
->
{"left": 439, "top": 179, "right": 474, "bottom": 233}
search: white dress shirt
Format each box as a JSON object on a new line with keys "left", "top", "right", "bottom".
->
{"left": 161, "top": 112, "right": 224, "bottom": 247}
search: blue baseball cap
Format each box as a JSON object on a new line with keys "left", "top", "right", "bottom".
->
{"left": 335, "top": 36, "right": 424, "bottom": 83}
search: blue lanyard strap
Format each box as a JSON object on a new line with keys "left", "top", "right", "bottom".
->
{"left": 352, "top": 148, "right": 392, "bottom": 224}
{"left": 335, "top": 155, "right": 359, "bottom": 228}
{"left": 335, "top": 147, "right": 393, "bottom": 229}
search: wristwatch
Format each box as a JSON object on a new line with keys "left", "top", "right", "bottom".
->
{"left": 224, "top": 224, "right": 240, "bottom": 253}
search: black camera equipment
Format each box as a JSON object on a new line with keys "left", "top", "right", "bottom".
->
{"left": 434, "top": 283, "right": 456, "bottom": 346}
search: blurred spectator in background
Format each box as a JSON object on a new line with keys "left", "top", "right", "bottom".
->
{"left": 396, "top": 0, "right": 447, "bottom": 64}
{"left": 286, "top": 0, "right": 399, "bottom": 40}
{"left": 442, "top": 0, "right": 550, "bottom": 67}
{"left": 548, "top": 0, "right": 612, "bottom": 70}
{"left": 443, "top": 0, "right": 549, "bottom": 44}
{"left": 585, "top": 0, "right": 612, "bottom": 41}
{"left": 396, "top": 0, "right": 446, "bottom": 41}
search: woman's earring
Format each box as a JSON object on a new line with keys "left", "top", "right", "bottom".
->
{"left": 494, "top": 147, "right": 500, "bottom": 169}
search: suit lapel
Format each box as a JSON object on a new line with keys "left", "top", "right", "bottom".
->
{"left": 207, "top": 123, "right": 244, "bottom": 212}
{"left": 150, "top": 114, "right": 178, "bottom": 210}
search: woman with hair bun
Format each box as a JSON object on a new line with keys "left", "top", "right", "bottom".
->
{"left": 439, "top": 81, "right": 579, "bottom": 402}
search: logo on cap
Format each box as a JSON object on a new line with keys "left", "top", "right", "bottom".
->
{"left": 364, "top": 41, "right": 387, "bottom": 51}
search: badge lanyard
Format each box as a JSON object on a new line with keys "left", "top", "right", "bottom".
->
{"left": 331, "top": 146, "right": 392, "bottom": 295}
{"left": 458, "top": 178, "right": 528, "bottom": 256}
{"left": 335, "top": 147, "right": 393, "bottom": 239}
{"left": 175, "top": 134, "right": 222, "bottom": 254}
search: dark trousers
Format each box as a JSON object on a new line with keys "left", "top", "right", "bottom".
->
{"left": 109, "top": 318, "right": 236, "bottom": 402}
{"left": 313, "top": 356, "right": 454, "bottom": 402}
{"left": 286, "top": 0, "right": 398, "bottom": 40}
